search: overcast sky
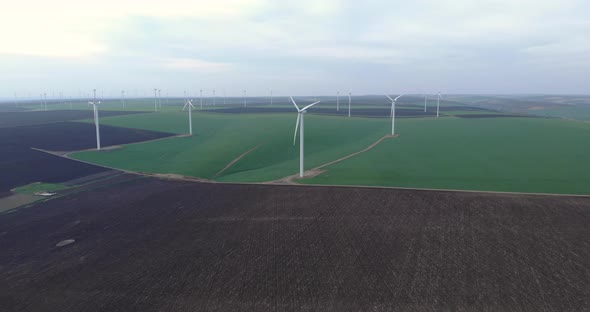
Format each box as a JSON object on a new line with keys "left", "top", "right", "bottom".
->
{"left": 1, "top": 0, "right": 589, "bottom": 98}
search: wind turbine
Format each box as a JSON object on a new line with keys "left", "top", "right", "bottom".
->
{"left": 348, "top": 91, "right": 352, "bottom": 117}
{"left": 88, "top": 89, "right": 102, "bottom": 150}
{"left": 291, "top": 96, "right": 320, "bottom": 178}
{"left": 386, "top": 94, "right": 405, "bottom": 136}
{"left": 121, "top": 90, "right": 126, "bottom": 109}
{"left": 184, "top": 99, "right": 196, "bottom": 135}
{"left": 424, "top": 94, "right": 427, "bottom": 112}
{"left": 153, "top": 89, "right": 158, "bottom": 112}
{"left": 336, "top": 91, "right": 340, "bottom": 111}
{"left": 270, "top": 89, "right": 273, "bottom": 105}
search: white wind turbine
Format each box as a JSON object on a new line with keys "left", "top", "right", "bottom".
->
{"left": 153, "top": 89, "right": 158, "bottom": 112}
{"left": 424, "top": 94, "right": 427, "bottom": 112}
{"left": 348, "top": 91, "right": 352, "bottom": 117}
{"left": 291, "top": 96, "right": 320, "bottom": 178}
{"left": 184, "top": 99, "right": 196, "bottom": 135}
{"left": 386, "top": 94, "right": 405, "bottom": 136}
{"left": 336, "top": 91, "right": 340, "bottom": 111}
{"left": 88, "top": 89, "right": 102, "bottom": 150}
{"left": 121, "top": 90, "right": 126, "bottom": 109}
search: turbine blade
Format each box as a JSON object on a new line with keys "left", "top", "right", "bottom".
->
{"left": 394, "top": 94, "right": 405, "bottom": 101}
{"left": 385, "top": 94, "right": 394, "bottom": 102}
{"left": 290, "top": 96, "right": 300, "bottom": 111}
{"left": 301, "top": 101, "right": 320, "bottom": 111}
{"left": 293, "top": 113, "right": 300, "bottom": 146}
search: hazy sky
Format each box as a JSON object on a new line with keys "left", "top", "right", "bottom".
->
{"left": 1, "top": 0, "right": 589, "bottom": 98}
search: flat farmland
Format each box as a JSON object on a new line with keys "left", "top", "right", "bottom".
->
{"left": 71, "top": 112, "right": 389, "bottom": 181}
{"left": 0, "top": 178, "right": 588, "bottom": 311}
{"left": 0, "top": 121, "right": 174, "bottom": 195}
{"left": 305, "top": 117, "right": 590, "bottom": 194}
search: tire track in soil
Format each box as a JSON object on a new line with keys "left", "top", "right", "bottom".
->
{"left": 270, "top": 134, "right": 397, "bottom": 184}
{"left": 213, "top": 144, "right": 261, "bottom": 178}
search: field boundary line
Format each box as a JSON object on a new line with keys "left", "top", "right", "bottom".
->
{"left": 213, "top": 144, "right": 261, "bottom": 178}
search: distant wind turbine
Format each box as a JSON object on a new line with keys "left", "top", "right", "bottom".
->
{"left": 184, "top": 99, "right": 196, "bottom": 135}
{"left": 121, "top": 90, "right": 126, "bottom": 109}
{"left": 386, "top": 94, "right": 405, "bottom": 136}
{"left": 336, "top": 91, "right": 340, "bottom": 111}
{"left": 291, "top": 96, "right": 321, "bottom": 178}
{"left": 153, "top": 89, "right": 158, "bottom": 112}
{"left": 348, "top": 91, "right": 352, "bottom": 118}
{"left": 424, "top": 94, "right": 427, "bottom": 112}
{"left": 88, "top": 89, "right": 102, "bottom": 150}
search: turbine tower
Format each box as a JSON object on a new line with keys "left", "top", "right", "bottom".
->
{"left": 424, "top": 94, "right": 427, "bottom": 112}
{"left": 336, "top": 91, "right": 340, "bottom": 111}
{"left": 88, "top": 89, "right": 102, "bottom": 150}
{"left": 291, "top": 96, "right": 320, "bottom": 178}
{"left": 348, "top": 91, "right": 352, "bottom": 118}
{"left": 386, "top": 94, "right": 405, "bottom": 136}
{"left": 121, "top": 90, "right": 126, "bottom": 109}
{"left": 153, "top": 89, "right": 158, "bottom": 112}
{"left": 270, "top": 89, "right": 273, "bottom": 105}
{"left": 183, "top": 99, "right": 196, "bottom": 135}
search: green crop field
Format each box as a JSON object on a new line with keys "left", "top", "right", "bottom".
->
{"left": 69, "top": 105, "right": 590, "bottom": 195}
{"left": 71, "top": 112, "right": 389, "bottom": 181}
{"left": 304, "top": 117, "right": 590, "bottom": 194}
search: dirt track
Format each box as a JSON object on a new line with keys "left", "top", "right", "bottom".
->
{"left": 1, "top": 178, "right": 588, "bottom": 311}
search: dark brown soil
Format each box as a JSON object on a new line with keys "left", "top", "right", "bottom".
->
{"left": 0, "top": 121, "right": 173, "bottom": 196}
{"left": 0, "top": 178, "right": 588, "bottom": 311}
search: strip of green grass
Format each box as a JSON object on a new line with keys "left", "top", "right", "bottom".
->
{"left": 304, "top": 117, "right": 590, "bottom": 195}
{"left": 13, "top": 182, "right": 68, "bottom": 194}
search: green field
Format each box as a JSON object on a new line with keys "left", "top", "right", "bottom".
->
{"left": 304, "top": 117, "right": 590, "bottom": 194}
{"left": 68, "top": 105, "right": 590, "bottom": 194}
{"left": 526, "top": 106, "right": 590, "bottom": 121}
{"left": 71, "top": 112, "right": 389, "bottom": 181}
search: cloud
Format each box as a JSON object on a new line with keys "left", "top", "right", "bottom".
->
{"left": 1, "top": 0, "right": 589, "bottom": 94}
